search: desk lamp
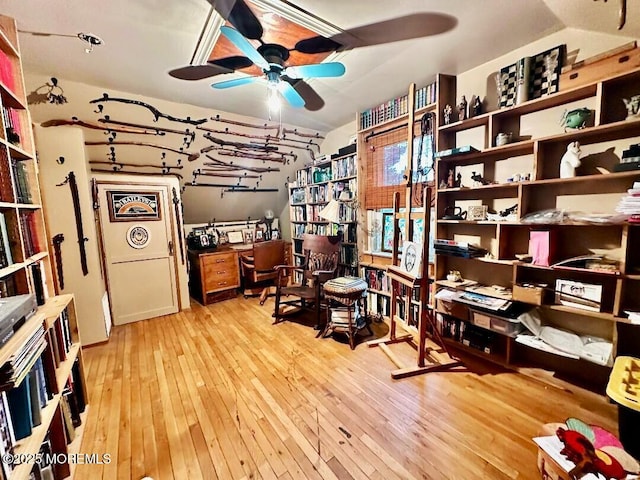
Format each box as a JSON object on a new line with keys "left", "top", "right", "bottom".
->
{"left": 263, "top": 209, "right": 275, "bottom": 240}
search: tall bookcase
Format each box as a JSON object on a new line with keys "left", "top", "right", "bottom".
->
{"left": 0, "top": 14, "right": 54, "bottom": 301}
{"left": 288, "top": 149, "right": 359, "bottom": 282}
{"left": 0, "top": 15, "right": 89, "bottom": 480}
{"left": 432, "top": 67, "right": 640, "bottom": 383}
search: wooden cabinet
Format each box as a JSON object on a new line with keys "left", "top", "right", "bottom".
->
{"left": 0, "top": 14, "right": 54, "bottom": 302}
{"left": 188, "top": 248, "right": 240, "bottom": 305}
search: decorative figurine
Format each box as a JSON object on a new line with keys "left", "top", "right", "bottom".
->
{"left": 458, "top": 95, "right": 468, "bottom": 121}
{"left": 561, "top": 108, "right": 592, "bottom": 131}
{"left": 472, "top": 96, "right": 482, "bottom": 117}
{"left": 447, "top": 169, "right": 455, "bottom": 188}
{"left": 455, "top": 172, "right": 463, "bottom": 188}
{"left": 623, "top": 94, "right": 640, "bottom": 120}
{"left": 471, "top": 171, "right": 490, "bottom": 187}
{"left": 560, "top": 141, "right": 582, "bottom": 178}
{"left": 443, "top": 104, "right": 453, "bottom": 124}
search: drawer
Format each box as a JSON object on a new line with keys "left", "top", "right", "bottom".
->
{"left": 203, "top": 262, "right": 239, "bottom": 279}
{"left": 205, "top": 272, "right": 239, "bottom": 292}
{"left": 201, "top": 251, "right": 236, "bottom": 267}
{"left": 204, "top": 268, "right": 239, "bottom": 291}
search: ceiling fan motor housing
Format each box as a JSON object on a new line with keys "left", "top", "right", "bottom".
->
{"left": 258, "top": 43, "right": 289, "bottom": 66}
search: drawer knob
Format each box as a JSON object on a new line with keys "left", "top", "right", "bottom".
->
{"left": 218, "top": 281, "right": 227, "bottom": 286}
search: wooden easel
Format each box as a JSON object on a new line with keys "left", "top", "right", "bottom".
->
{"left": 367, "top": 83, "right": 462, "bottom": 379}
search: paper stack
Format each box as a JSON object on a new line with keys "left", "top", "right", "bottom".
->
{"left": 616, "top": 181, "right": 640, "bottom": 223}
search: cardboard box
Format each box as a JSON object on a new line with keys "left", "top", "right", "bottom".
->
{"left": 513, "top": 284, "right": 545, "bottom": 305}
{"left": 436, "top": 298, "right": 469, "bottom": 320}
{"left": 560, "top": 42, "right": 640, "bottom": 91}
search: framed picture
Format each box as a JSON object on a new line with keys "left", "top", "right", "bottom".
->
{"left": 107, "top": 191, "right": 161, "bottom": 222}
{"left": 227, "top": 231, "right": 243, "bottom": 244}
{"left": 243, "top": 229, "right": 254, "bottom": 244}
{"left": 467, "top": 205, "right": 488, "bottom": 221}
{"left": 400, "top": 241, "right": 423, "bottom": 278}
{"left": 254, "top": 229, "right": 264, "bottom": 242}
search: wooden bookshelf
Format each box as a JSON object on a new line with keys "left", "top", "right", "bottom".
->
{"left": 0, "top": 15, "right": 87, "bottom": 480}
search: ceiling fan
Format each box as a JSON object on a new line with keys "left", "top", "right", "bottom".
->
{"left": 211, "top": 25, "right": 346, "bottom": 109}
{"left": 169, "top": 0, "right": 457, "bottom": 110}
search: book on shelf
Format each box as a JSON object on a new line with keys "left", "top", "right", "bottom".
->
{"left": 12, "top": 160, "right": 32, "bottom": 204}
{"left": 6, "top": 375, "right": 33, "bottom": 440}
{"left": 0, "top": 49, "right": 15, "bottom": 93}
{"left": 0, "top": 212, "right": 13, "bottom": 268}
{"left": 0, "top": 391, "right": 16, "bottom": 480}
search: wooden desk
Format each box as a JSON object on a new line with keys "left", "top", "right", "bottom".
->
{"left": 188, "top": 246, "right": 247, "bottom": 305}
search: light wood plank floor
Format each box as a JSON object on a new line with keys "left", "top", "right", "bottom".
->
{"left": 75, "top": 296, "right": 617, "bottom": 480}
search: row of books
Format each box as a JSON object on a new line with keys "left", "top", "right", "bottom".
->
{"left": 0, "top": 48, "right": 16, "bottom": 94}
{"left": 1, "top": 106, "right": 22, "bottom": 147}
{"left": 20, "top": 212, "right": 40, "bottom": 258}
{"left": 290, "top": 187, "right": 306, "bottom": 205}
{"left": 434, "top": 239, "right": 486, "bottom": 258}
{"left": 366, "top": 291, "right": 391, "bottom": 318}
{"left": 11, "top": 160, "right": 31, "bottom": 204}
{"left": 292, "top": 223, "right": 306, "bottom": 239}
{"left": 0, "top": 324, "right": 47, "bottom": 391}
{"left": 332, "top": 154, "right": 356, "bottom": 179}
{"left": 307, "top": 185, "right": 328, "bottom": 204}
{"left": 306, "top": 205, "right": 325, "bottom": 223}
{"left": 436, "top": 312, "right": 498, "bottom": 354}
{"left": 0, "top": 147, "right": 12, "bottom": 203}
{"left": 0, "top": 212, "right": 13, "bottom": 269}
{"left": 0, "top": 277, "right": 16, "bottom": 298}
{"left": 341, "top": 224, "right": 357, "bottom": 243}
{"left": 331, "top": 179, "right": 357, "bottom": 200}
{"left": 361, "top": 267, "right": 392, "bottom": 293}
{"left": 0, "top": 359, "right": 86, "bottom": 480}
{"left": 359, "top": 81, "right": 437, "bottom": 130}
{"left": 339, "top": 244, "right": 357, "bottom": 267}
{"left": 290, "top": 206, "right": 305, "bottom": 222}
{"left": 293, "top": 169, "right": 312, "bottom": 188}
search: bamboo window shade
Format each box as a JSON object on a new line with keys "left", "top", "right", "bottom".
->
{"left": 363, "top": 124, "right": 434, "bottom": 210}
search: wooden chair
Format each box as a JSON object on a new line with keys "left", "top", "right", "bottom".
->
{"left": 273, "top": 234, "right": 341, "bottom": 327}
{"left": 240, "top": 240, "right": 287, "bottom": 304}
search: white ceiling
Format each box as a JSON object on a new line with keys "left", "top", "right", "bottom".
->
{"left": 1, "top": 0, "right": 639, "bottom": 133}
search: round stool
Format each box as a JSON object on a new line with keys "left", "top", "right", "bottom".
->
{"left": 321, "top": 276, "right": 371, "bottom": 349}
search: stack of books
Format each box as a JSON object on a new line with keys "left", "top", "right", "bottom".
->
{"left": 615, "top": 181, "right": 640, "bottom": 223}
{"left": 434, "top": 239, "right": 486, "bottom": 258}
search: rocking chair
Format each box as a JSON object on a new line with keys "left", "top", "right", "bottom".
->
{"left": 273, "top": 234, "right": 341, "bottom": 327}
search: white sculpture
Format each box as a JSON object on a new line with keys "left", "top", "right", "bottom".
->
{"left": 560, "top": 141, "right": 581, "bottom": 178}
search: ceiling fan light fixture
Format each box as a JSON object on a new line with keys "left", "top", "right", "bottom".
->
{"left": 267, "top": 87, "right": 281, "bottom": 112}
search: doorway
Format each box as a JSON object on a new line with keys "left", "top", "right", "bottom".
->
{"left": 97, "top": 182, "right": 179, "bottom": 325}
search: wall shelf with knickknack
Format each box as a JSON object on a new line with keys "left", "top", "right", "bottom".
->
{"left": 432, "top": 61, "right": 640, "bottom": 385}
{"left": 288, "top": 148, "right": 359, "bottom": 282}
{"left": 0, "top": 14, "right": 54, "bottom": 303}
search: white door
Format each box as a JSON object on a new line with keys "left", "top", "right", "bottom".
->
{"left": 97, "top": 183, "right": 179, "bottom": 325}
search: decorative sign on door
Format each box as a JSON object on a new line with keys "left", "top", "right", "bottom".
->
{"left": 107, "top": 191, "right": 161, "bottom": 222}
{"left": 126, "top": 225, "right": 151, "bottom": 249}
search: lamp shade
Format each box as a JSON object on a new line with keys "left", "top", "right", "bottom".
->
{"left": 318, "top": 199, "right": 342, "bottom": 224}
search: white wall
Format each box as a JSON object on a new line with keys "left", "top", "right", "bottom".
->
{"left": 25, "top": 73, "right": 323, "bottom": 228}
{"left": 320, "top": 120, "right": 357, "bottom": 157}
{"left": 456, "top": 27, "right": 637, "bottom": 114}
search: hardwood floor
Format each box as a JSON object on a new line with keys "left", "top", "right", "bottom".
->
{"left": 75, "top": 296, "right": 617, "bottom": 480}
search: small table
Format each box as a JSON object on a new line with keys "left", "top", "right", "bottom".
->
{"left": 320, "top": 277, "right": 373, "bottom": 349}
